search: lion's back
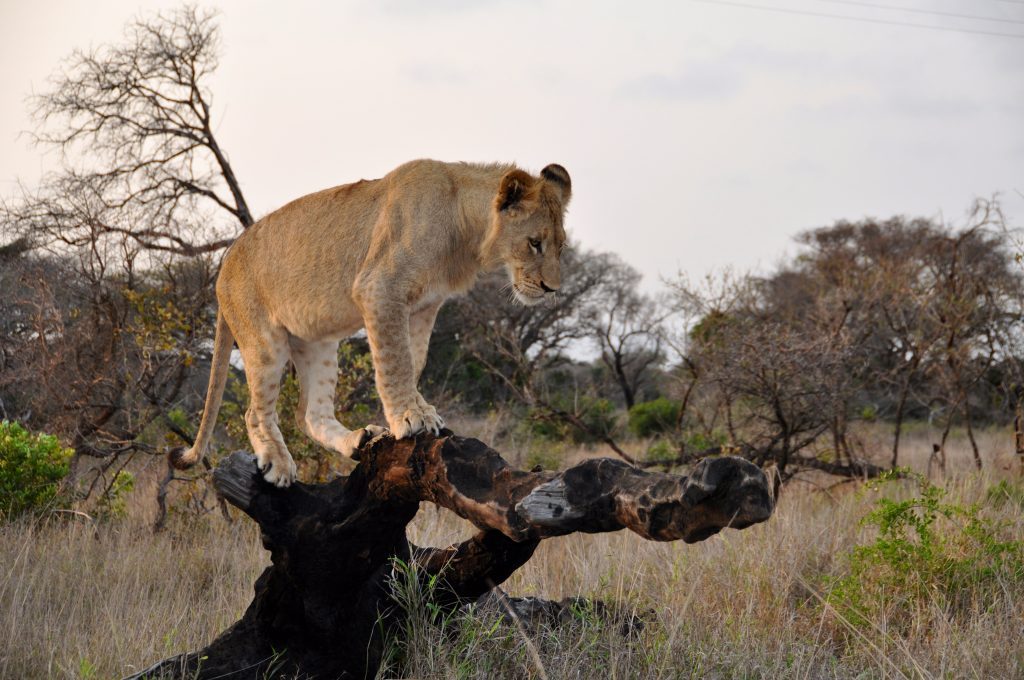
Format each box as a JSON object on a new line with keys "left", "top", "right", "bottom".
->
{"left": 215, "top": 159, "right": 475, "bottom": 336}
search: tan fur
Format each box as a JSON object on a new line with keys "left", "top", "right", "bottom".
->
{"left": 173, "top": 159, "right": 571, "bottom": 486}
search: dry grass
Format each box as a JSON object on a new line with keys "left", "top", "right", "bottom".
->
{"left": 1, "top": 424, "right": 1021, "bottom": 679}
{"left": 0, "top": 515, "right": 265, "bottom": 678}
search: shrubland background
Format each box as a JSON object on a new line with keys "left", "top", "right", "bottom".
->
{"left": 1, "top": 7, "right": 1022, "bottom": 679}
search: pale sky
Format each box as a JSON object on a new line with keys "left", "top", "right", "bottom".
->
{"left": 2, "top": 0, "right": 1022, "bottom": 289}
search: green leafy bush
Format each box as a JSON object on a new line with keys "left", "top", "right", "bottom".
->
{"left": 645, "top": 438, "right": 678, "bottom": 464}
{"left": 524, "top": 439, "right": 567, "bottom": 471}
{"left": 575, "top": 397, "right": 618, "bottom": 443}
{"left": 627, "top": 398, "right": 681, "bottom": 438}
{"left": 987, "top": 478, "right": 1024, "bottom": 509}
{"left": 0, "top": 420, "right": 73, "bottom": 519}
{"left": 95, "top": 470, "right": 135, "bottom": 520}
{"left": 644, "top": 430, "right": 727, "bottom": 466}
{"left": 526, "top": 396, "right": 618, "bottom": 445}
{"left": 827, "top": 471, "right": 1023, "bottom": 632}
{"left": 523, "top": 408, "right": 568, "bottom": 442}
{"left": 682, "top": 429, "right": 727, "bottom": 453}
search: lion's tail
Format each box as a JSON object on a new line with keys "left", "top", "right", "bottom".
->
{"left": 170, "top": 311, "right": 234, "bottom": 470}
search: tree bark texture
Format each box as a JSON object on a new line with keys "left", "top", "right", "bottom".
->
{"left": 127, "top": 432, "right": 775, "bottom": 679}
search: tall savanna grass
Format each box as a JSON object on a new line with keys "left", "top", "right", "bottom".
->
{"left": 1, "top": 423, "right": 1021, "bottom": 679}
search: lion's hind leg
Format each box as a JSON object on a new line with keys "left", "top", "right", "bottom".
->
{"left": 290, "top": 337, "right": 383, "bottom": 458}
{"left": 237, "top": 328, "right": 297, "bottom": 487}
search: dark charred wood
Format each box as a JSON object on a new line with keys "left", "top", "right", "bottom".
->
{"left": 125, "top": 432, "right": 774, "bottom": 679}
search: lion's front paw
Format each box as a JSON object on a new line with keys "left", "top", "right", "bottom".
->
{"left": 390, "top": 403, "right": 445, "bottom": 439}
{"left": 338, "top": 425, "right": 388, "bottom": 458}
{"left": 258, "top": 454, "right": 297, "bottom": 488}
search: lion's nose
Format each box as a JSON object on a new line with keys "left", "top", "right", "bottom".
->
{"left": 540, "top": 281, "right": 557, "bottom": 293}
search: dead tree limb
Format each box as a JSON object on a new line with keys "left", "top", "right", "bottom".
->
{"left": 126, "top": 432, "right": 774, "bottom": 679}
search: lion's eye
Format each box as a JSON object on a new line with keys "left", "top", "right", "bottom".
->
{"left": 528, "top": 238, "right": 542, "bottom": 253}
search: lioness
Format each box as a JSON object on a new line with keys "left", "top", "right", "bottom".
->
{"left": 172, "top": 160, "right": 571, "bottom": 486}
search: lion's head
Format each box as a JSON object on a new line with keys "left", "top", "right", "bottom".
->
{"left": 485, "top": 164, "right": 572, "bottom": 306}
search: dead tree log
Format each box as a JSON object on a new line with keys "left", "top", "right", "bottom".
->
{"left": 127, "top": 432, "right": 774, "bottom": 679}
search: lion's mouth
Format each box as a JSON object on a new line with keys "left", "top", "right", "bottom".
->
{"left": 512, "top": 284, "right": 546, "bottom": 307}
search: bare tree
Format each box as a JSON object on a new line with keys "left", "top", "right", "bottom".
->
{"left": 792, "top": 218, "right": 942, "bottom": 466}
{"left": 797, "top": 204, "right": 1022, "bottom": 470}
{"left": 663, "top": 270, "right": 754, "bottom": 444}
{"left": 0, "top": 6, "right": 252, "bottom": 514}
{"left": 584, "top": 257, "right": 666, "bottom": 409}
{"left": 924, "top": 201, "right": 1022, "bottom": 469}
{"left": 663, "top": 202, "right": 1024, "bottom": 477}
{"left": 13, "top": 5, "right": 250, "bottom": 257}
{"left": 670, "top": 273, "right": 865, "bottom": 477}
{"left": 456, "top": 248, "right": 616, "bottom": 386}
{"left": 444, "top": 247, "right": 640, "bottom": 462}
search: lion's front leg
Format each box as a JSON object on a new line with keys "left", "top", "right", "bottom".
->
{"left": 409, "top": 299, "right": 446, "bottom": 429}
{"left": 361, "top": 297, "right": 444, "bottom": 438}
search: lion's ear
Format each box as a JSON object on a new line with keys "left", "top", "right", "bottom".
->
{"left": 541, "top": 164, "right": 571, "bottom": 204}
{"left": 496, "top": 169, "right": 535, "bottom": 214}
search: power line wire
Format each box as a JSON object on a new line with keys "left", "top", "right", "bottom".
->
{"left": 814, "top": 0, "right": 1024, "bottom": 24}
{"left": 691, "top": 0, "right": 1024, "bottom": 38}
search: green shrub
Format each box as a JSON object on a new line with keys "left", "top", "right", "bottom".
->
{"left": 526, "top": 396, "right": 618, "bottom": 445}
{"left": 682, "top": 429, "right": 727, "bottom": 453}
{"left": 644, "top": 430, "right": 727, "bottom": 466}
{"left": 523, "top": 408, "right": 569, "bottom": 442}
{"left": 0, "top": 420, "right": 73, "bottom": 519}
{"left": 645, "top": 439, "right": 678, "bottom": 464}
{"left": 571, "top": 396, "right": 618, "bottom": 444}
{"left": 827, "top": 471, "right": 1023, "bottom": 632}
{"left": 987, "top": 478, "right": 1024, "bottom": 509}
{"left": 95, "top": 470, "right": 135, "bottom": 520}
{"left": 525, "top": 439, "right": 567, "bottom": 471}
{"left": 627, "top": 398, "right": 681, "bottom": 438}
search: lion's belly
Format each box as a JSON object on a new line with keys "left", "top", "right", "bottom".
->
{"left": 278, "top": 285, "right": 447, "bottom": 342}
{"left": 272, "top": 293, "right": 364, "bottom": 343}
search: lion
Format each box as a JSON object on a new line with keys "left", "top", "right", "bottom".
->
{"left": 171, "top": 159, "right": 571, "bottom": 487}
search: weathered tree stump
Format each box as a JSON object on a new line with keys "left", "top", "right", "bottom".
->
{"left": 127, "top": 432, "right": 774, "bottom": 679}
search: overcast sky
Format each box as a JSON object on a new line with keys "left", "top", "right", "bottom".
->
{"left": 2, "top": 0, "right": 1022, "bottom": 289}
